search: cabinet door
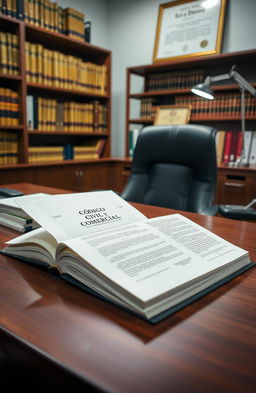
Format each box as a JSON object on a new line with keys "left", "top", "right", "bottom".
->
{"left": 216, "top": 169, "right": 256, "bottom": 205}
{"left": 81, "top": 163, "right": 113, "bottom": 191}
{"left": 31, "top": 163, "right": 114, "bottom": 192}
{"left": 79, "top": 162, "right": 132, "bottom": 193}
{"left": 0, "top": 168, "right": 34, "bottom": 184}
{"left": 30, "top": 165, "right": 76, "bottom": 191}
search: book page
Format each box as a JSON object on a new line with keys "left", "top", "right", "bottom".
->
{"left": 5, "top": 228, "right": 57, "bottom": 265}
{"left": 146, "top": 214, "right": 248, "bottom": 264}
{"left": 15, "top": 191, "right": 146, "bottom": 242}
{"left": 59, "top": 214, "right": 249, "bottom": 305}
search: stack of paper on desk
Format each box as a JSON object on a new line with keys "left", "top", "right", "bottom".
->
{"left": 0, "top": 193, "right": 48, "bottom": 232}
{"left": 1, "top": 190, "right": 254, "bottom": 323}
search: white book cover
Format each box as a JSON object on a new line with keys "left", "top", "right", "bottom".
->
{"left": 14, "top": 190, "right": 147, "bottom": 242}
{"left": 249, "top": 131, "right": 256, "bottom": 164}
{"left": 242, "top": 131, "right": 253, "bottom": 164}
{"left": 26, "top": 95, "right": 34, "bottom": 130}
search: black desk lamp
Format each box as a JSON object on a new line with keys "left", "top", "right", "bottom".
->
{"left": 191, "top": 65, "right": 256, "bottom": 167}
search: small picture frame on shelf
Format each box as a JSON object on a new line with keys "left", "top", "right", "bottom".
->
{"left": 154, "top": 105, "right": 191, "bottom": 125}
{"left": 153, "top": 0, "right": 227, "bottom": 63}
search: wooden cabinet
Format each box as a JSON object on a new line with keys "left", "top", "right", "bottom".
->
{"left": 216, "top": 165, "right": 256, "bottom": 205}
{"left": 0, "top": 12, "right": 111, "bottom": 169}
{"left": 0, "top": 159, "right": 131, "bottom": 194}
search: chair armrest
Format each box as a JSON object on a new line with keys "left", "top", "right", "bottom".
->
{"left": 200, "top": 205, "right": 219, "bottom": 216}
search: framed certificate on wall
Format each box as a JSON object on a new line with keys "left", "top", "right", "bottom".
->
{"left": 153, "top": 0, "right": 227, "bottom": 63}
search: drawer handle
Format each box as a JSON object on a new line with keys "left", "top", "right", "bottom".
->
{"left": 224, "top": 182, "right": 245, "bottom": 188}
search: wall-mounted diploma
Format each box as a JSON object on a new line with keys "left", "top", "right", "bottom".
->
{"left": 153, "top": 0, "right": 227, "bottom": 62}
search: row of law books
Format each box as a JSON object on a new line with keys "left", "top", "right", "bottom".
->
{"left": 28, "top": 146, "right": 63, "bottom": 163}
{"left": 0, "top": 32, "right": 19, "bottom": 75}
{"left": 27, "top": 96, "right": 107, "bottom": 133}
{"left": 216, "top": 130, "right": 256, "bottom": 166}
{"left": 0, "top": 1, "right": 85, "bottom": 41}
{"left": 28, "top": 139, "right": 105, "bottom": 163}
{"left": 140, "top": 97, "right": 157, "bottom": 119}
{"left": 146, "top": 68, "right": 205, "bottom": 92}
{"left": 63, "top": 140, "right": 106, "bottom": 160}
{"left": 25, "top": 42, "right": 107, "bottom": 95}
{"left": 175, "top": 92, "right": 256, "bottom": 120}
{"left": 0, "top": 130, "right": 18, "bottom": 165}
{"left": 0, "top": 87, "right": 19, "bottom": 126}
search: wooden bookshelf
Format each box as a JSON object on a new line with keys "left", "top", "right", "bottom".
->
{"left": 126, "top": 50, "right": 256, "bottom": 154}
{"left": 0, "top": 12, "right": 111, "bottom": 169}
{"left": 126, "top": 49, "right": 256, "bottom": 205}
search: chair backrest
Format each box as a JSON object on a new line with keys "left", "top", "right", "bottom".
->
{"left": 121, "top": 124, "right": 217, "bottom": 213}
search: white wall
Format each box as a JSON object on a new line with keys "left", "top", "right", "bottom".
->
{"left": 58, "top": 0, "right": 110, "bottom": 48}
{"left": 58, "top": 0, "right": 256, "bottom": 157}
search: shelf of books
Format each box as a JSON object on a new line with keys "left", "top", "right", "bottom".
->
{"left": 126, "top": 50, "right": 256, "bottom": 167}
{"left": 0, "top": 2, "right": 111, "bottom": 168}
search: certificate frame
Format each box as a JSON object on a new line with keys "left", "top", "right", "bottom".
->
{"left": 154, "top": 105, "right": 191, "bottom": 126}
{"left": 153, "top": 0, "right": 227, "bottom": 63}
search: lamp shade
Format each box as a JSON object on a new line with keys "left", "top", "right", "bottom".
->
{"left": 191, "top": 83, "right": 214, "bottom": 100}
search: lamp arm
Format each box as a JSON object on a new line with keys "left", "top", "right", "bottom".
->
{"left": 230, "top": 70, "right": 256, "bottom": 97}
{"left": 204, "top": 67, "right": 256, "bottom": 97}
{"left": 206, "top": 73, "right": 230, "bottom": 83}
{"left": 229, "top": 65, "right": 256, "bottom": 97}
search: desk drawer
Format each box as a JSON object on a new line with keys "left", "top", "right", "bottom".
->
{"left": 216, "top": 169, "right": 256, "bottom": 205}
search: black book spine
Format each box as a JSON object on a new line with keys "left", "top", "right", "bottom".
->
{"left": 16, "top": 0, "right": 24, "bottom": 20}
{"left": 2, "top": 0, "right": 7, "bottom": 15}
{"left": 84, "top": 21, "right": 91, "bottom": 43}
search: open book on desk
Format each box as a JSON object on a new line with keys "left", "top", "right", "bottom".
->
{"left": 1, "top": 191, "right": 254, "bottom": 323}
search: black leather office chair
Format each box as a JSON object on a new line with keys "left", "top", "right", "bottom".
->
{"left": 121, "top": 124, "right": 218, "bottom": 215}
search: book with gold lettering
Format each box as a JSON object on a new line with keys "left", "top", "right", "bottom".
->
{"left": 73, "top": 139, "right": 105, "bottom": 160}
{"left": 29, "top": 42, "right": 37, "bottom": 83}
{"left": 0, "top": 131, "right": 18, "bottom": 164}
{"left": 0, "top": 32, "right": 8, "bottom": 74}
{"left": 1, "top": 191, "right": 254, "bottom": 323}
{"left": 36, "top": 43, "right": 43, "bottom": 84}
{"left": 63, "top": 7, "right": 85, "bottom": 41}
{"left": 0, "top": 88, "right": 18, "bottom": 126}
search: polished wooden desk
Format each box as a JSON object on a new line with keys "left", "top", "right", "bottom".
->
{"left": 1, "top": 183, "right": 256, "bottom": 393}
